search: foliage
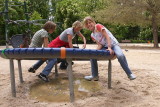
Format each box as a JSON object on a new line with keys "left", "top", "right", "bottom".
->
{"left": 30, "top": 11, "right": 43, "bottom": 34}
{"left": 0, "top": 40, "right": 5, "bottom": 46}
{"left": 1, "top": 0, "right": 158, "bottom": 45}
{"left": 94, "top": 0, "right": 160, "bottom": 26}
{"left": 93, "top": 0, "right": 160, "bottom": 47}
{"left": 79, "top": 0, "right": 105, "bottom": 14}
{"left": 0, "top": 0, "right": 5, "bottom": 41}
{"left": 138, "top": 27, "right": 152, "bottom": 41}
{"left": 0, "top": 0, "right": 26, "bottom": 41}
{"left": 131, "top": 39, "right": 147, "bottom": 43}
{"left": 53, "top": 0, "right": 105, "bottom": 42}
{"left": 54, "top": 0, "right": 87, "bottom": 29}
{"left": 27, "top": 0, "right": 50, "bottom": 19}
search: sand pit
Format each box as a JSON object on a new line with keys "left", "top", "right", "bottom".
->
{"left": 0, "top": 44, "right": 160, "bottom": 107}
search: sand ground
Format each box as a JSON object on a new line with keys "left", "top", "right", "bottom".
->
{"left": 0, "top": 44, "right": 160, "bottom": 107}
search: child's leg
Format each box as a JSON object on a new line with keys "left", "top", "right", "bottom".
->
{"left": 41, "top": 58, "right": 57, "bottom": 76}
{"left": 32, "top": 60, "right": 45, "bottom": 70}
{"left": 90, "top": 59, "right": 98, "bottom": 77}
{"left": 112, "top": 45, "right": 132, "bottom": 76}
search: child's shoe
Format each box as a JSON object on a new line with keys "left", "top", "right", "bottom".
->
{"left": 84, "top": 75, "right": 99, "bottom": 81}
{"left": 128, "top": 74, "right": 136, "bottom": 80}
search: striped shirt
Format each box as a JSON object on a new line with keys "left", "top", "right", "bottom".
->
{"left": 29, "top": 29, "right": 49, "bottom": 47}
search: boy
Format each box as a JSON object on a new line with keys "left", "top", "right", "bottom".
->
{"left": 28, "top": 21, "right": 56, "bottom": 73}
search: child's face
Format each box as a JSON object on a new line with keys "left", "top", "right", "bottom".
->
{"left": 74, "top": 27, "right": 82, "bottom": 32}
{"left": 48, "top": 29, "right": 55, "bottom": 34}
{"left": 85, "top": 20, "right": 95, "bottom": 31}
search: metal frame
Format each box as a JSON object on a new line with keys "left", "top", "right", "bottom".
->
{"left": 9, "top": 58, "right": 112, "bottom": 102}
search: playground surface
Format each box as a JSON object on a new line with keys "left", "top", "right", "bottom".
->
{"left": 0, "top": 44, "right": 160, "bottom": 107}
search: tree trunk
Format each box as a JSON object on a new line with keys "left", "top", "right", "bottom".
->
{"left": 152, "top": 12, "right": 159, "bottom": 48}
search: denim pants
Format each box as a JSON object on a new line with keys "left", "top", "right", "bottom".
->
{"left": 90, "top": 45, "right": 132, "bottom": 77}
{"left": 41, "top": 58, "right": 57, "bottom": 76}
{"left": 32, "top": 60, "right": 45, "bottom": 70}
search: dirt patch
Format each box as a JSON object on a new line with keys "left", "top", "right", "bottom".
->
{"left": 0, "top": 45, "right": 160, "bottom": 107}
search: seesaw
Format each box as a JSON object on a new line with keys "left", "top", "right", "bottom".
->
{"left": 0, "top": 47, "right": 116, "bottom": 102}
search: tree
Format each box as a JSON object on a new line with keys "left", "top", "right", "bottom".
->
{"left": 54, "top": 0, "right": 87, "bottom": 29}
{"left": 0, "top": 0, "right": 26, "bottom": 43}
{"left": 0, "top": 0, "right": 49, "bottom": 45}
{"left": 94, "top": 0, "right": 160, "bottom": 48}
{"left": 52, "top": 0, "right": 106, "bottom": 42}
{"left": 27, "top": 0, "right": 50, "bottom": 19}
{"left": 79, "top": 0, "right": 105, "bottom": 14}
{"left": 29, "top": 11, "right": 43, "bottom": 33}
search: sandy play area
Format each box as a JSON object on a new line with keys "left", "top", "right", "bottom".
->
{"left": 0, "top": 44, "right": 160, "bottom": 107}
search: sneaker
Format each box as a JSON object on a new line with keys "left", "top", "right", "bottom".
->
{"left": 128, "top": 74, "right": 136, "bottom": 80}
{"left": 28, "top": 67, "right": 36, "bottom": 73}
{"left": 38, "top": 73, "right": 49, "bottom": 82}
{"left": 84, "top": 75, "right": 99, "bottom": 81}
{"left": 59, "top": 61, "right": 68, "bottom": 70}
{"left": 59, "top": 65, "right": 67, "bottom": 70}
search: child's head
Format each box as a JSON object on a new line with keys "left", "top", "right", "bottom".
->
{"left": 83, "top": 16, "right": 96, "bottom": 31}
{"left": 72, "top": 21, "right": 83, "bottom": 32}
{"left": 72, "top": 21, "right": 83, "bottom": 28}
{"left": 43, "top": 21, "right": 56, "bottom": 34}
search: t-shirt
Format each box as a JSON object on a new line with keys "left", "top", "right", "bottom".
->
{"left": 59, "top": 28, "right": 80, "bottom": 42}
{"left": 91, "top": 24, "right": 119, "bottom": 47}
{"left": 29, "top": 29, "right": 49, "bottom": 47}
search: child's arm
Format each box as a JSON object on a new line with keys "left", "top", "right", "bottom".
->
{"left": 68, "top": 34, "right": 73, "bottom": 48}
{"left": 43, "top": 37, "right": 49, "bottom": 47}
{"left": 91, "top": 37, "right": 102, "bottom": 50}
{"left": 77, "top": 32, "right": 86, "bottom": 49}
{"left": 102, "top": 29, "right": 114, "bottom": 55}
{"left": 96, "top": 41, "right": 103, "bottom": 50}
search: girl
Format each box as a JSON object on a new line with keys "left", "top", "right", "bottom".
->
{"left": 83, "top": 16, "right": 136, "bottom": 81}
{"left": 38, "top": 21, "right": 87, "bottom": 82}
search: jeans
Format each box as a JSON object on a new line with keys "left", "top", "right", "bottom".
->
{"left": 41, "top": 58, "right": 57, "bottom": 76}
{"left": 32, "top": 60, "right": 45, "bottom": 70}
{"left": 90, "top": 45, "right": 132, "bottom": 77}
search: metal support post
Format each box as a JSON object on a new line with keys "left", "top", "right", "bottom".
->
{"left": 55, "top": 62, "right": 58, "bottom": 77}
{"left": 17, "top": 60, "right": 23, "bottom": 83}
{"left": 67, "top": 58, "right": 74, "bottom": 102}
{"left": 10, "top": 59, "right": 16, "bottom": 97}
{"left": 108, "top": 60, "right": 112, "bottom": 89}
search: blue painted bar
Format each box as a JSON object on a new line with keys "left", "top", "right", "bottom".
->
{"left": 0, "top": 48, "right": 116, "bottom": 60}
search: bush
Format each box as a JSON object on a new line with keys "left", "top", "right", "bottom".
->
{"left": 0, "top": 40, "right": 6, "bottom": 46}
{"left": 131, "top": 40, "right": 147, "bottom": 43}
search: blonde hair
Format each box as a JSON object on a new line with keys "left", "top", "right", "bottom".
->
{"left": 43, "top": 21, "right": 56, "bottom": 32}
{"left": 83, "top": 16, "right": 96, "bottom": 28}
{"left": 72, "top": 21, "right": 83, "bottom": 28}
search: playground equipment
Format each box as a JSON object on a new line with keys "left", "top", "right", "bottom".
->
{"left": 1, "top": 0, "right": 49, "bottom": 48}
{"left": 0, "top": 48, "right": 116, "bottom": 102}
{"left": 0, "top": 0, "right": 116, "bottom": 103}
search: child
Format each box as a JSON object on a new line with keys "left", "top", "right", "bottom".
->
{"left": 28, "top": 21, "right": 56, "bottom": 73}
{"left": 83, "top": 16, "right": 136, "bottom": 81}
{"left": 38, "top": 21, "right": 87, "bottom": 82}
{"left": 49, "top": 20, "right": 86, "bottom": 70}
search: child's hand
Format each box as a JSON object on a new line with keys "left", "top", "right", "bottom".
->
{"left": 107, "top": 48, "right": 114, "bottom": 55}
{"left": 82, "top": 44, "right": 86, "bottom": 49}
